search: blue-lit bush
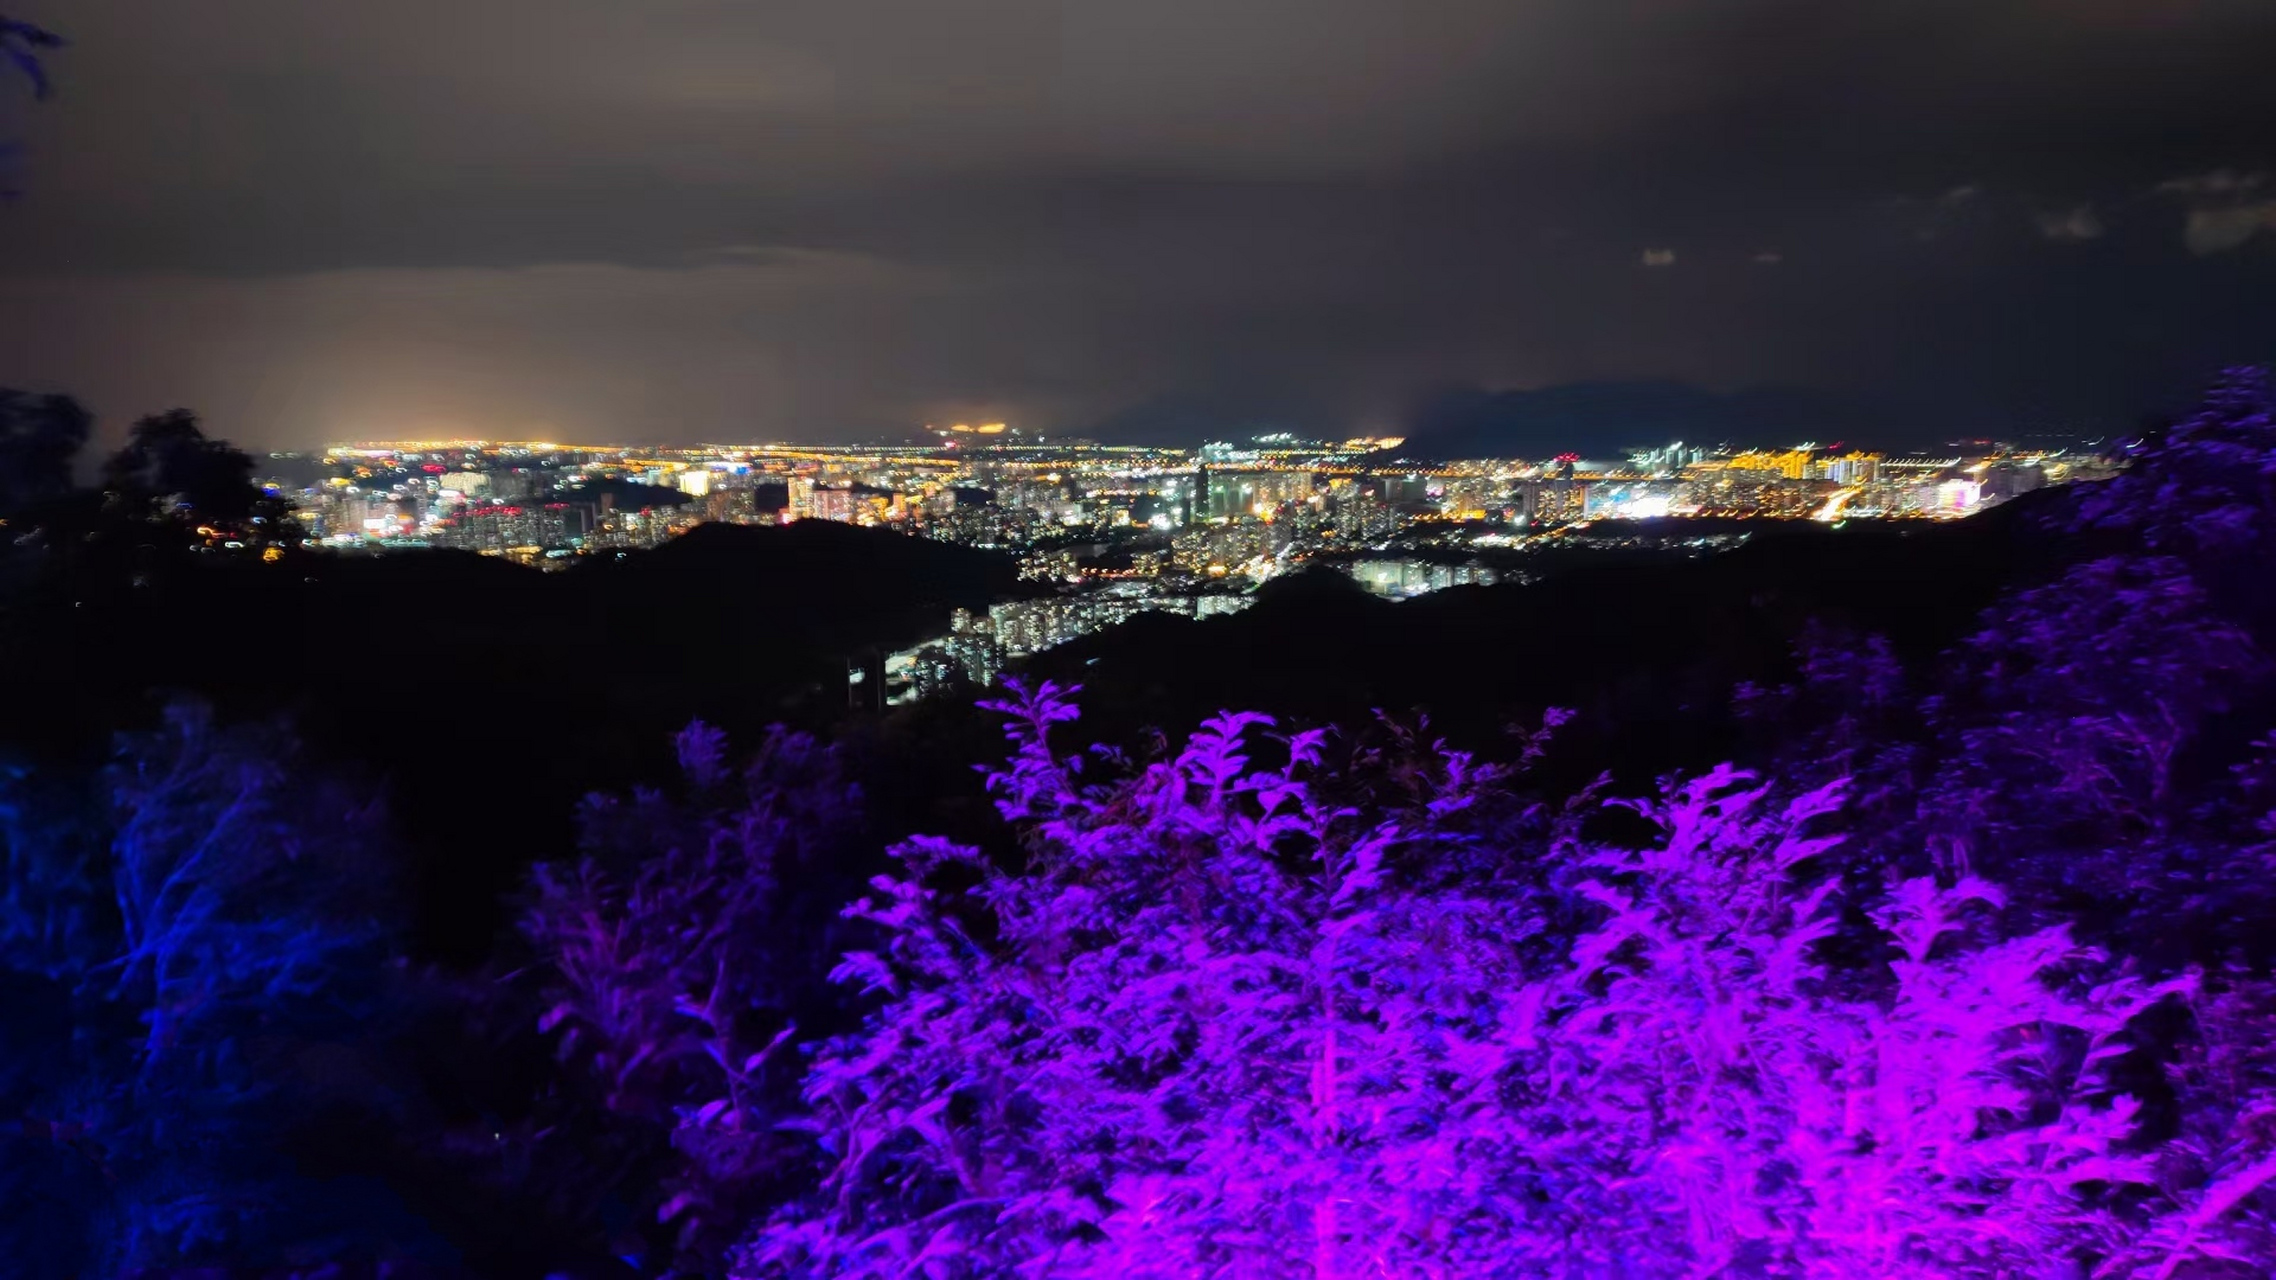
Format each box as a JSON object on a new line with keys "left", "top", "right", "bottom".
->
{"left": 0, "top": 704, "right": 438, "bottom": 1277}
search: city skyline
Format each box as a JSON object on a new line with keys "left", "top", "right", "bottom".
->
{"left": 269, "top": 429, "right": 2096, "bottom": 706}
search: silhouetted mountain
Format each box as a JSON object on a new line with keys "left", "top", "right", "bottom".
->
{"left": 1083, "top": 391, "right": 1334, "bottom": 448}
{"left": 559, "top": 477, "right": 695, "bottom": 508}
{"left": 1246, "top": 561, "right": 1392, "bottom": 611}
{"left": 1020, "top": 493, "right": 2065, "bottom": 792}
{"left": 0, "top": 520, "right": 1018, "bottom": 960}
{"left": 576, "top": 519, "right": 1020, "bottom": 653}
{"left": 1398, "top": 380, "right": 1899, "bottom": 461}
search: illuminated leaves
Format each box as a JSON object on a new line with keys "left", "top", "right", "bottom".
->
{"left": 526, "top": 723, "right": 866, "bottom": 1267}
{"left": 734, "top": 688, "right": 2217, "bottom": 1278}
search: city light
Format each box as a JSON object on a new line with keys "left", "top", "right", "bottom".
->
{"left": 253, "top": 431, "right": 2107, "bottom": 705}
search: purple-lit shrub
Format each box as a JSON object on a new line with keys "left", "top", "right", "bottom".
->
{"left": 741, "top": 682, "right": 1547, "bottom": 1277}
{"left": 2117, "top": 972, "right": 2276, "bottom": 1278}
{"left": 1928, "top": 555, "right": 2262, "bottom": 870}
{"left": 526, "top": 722, "right": 866, "bottom": 1267}
{"left": 734, "top": 684, "right": 2229, "bottom": 1278}
{"left": 2071, "top": 366, "right": 2276, "bottom": 563}
{"left": 1511, "top": 768, "right": 2181, "bottom": 1278}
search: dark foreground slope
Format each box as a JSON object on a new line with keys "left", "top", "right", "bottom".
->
{"left": 0, "top": 519, "right": 1018, "bottom": 959}
{"left": 0, "top": 495, "right": 2059, "bottom": 959}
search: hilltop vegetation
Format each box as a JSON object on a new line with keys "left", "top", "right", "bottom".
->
{"left": 5, "top": 370, "right": 2276, "bottom": 1275}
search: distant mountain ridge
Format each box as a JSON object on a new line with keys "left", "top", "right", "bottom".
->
{"left": 1077, "top": 380, "right": 1900, "bottom": 457}
{"left": 1394, "top": 381, "right": 1897, "bottom": 461}
{"left": 1395, "top": 380, "right": 1899, "bottom": 461}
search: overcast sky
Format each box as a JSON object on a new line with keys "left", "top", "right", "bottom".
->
{"left": 2, "top": 0, "right": 2273, "bottom": 449}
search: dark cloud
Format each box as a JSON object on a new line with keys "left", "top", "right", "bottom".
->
{"left": 1, "top": 0, "right": 2273, "bottom": 447}
{"left": 2036, "top": 206, "right": 2106, "bottom": 244}
{"left": 2159, "top": 171, "right": 2276, "bottom": 255}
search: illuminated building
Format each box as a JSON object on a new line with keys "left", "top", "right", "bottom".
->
{"left": 704, "top": 488, "right": 757, "bottom": 524}
{"left": 1438, "top": 478, "right": 1504, "bottom": 519}
{"left": 1725, "top": 449, "right": 1814, "bottom": 480}
{"left": 1379, "top": 474, "right": 1434, "bottom": 507}
{"left": 489, "top": 469, "right": 541, "bottom": 501}
{"left": 1332, "top": 488, "right": 1399, "bottom": 542}
{"left": 430, "top": 503, "right": 569, "bottom": 554}
{"left": 1582, "top": 481, "right": 1680, "bottom": 519}
{"left": 810, "top": 486, "right": 860, "bottom": 523}
{"left": 1343, "top": 558, "right": 1499, "bottom": 599}
{"left": 1978, "top": 461, "right": 2044, "bottom": 501}
{"left": 1203, "top": 470, "right": 1313, "bottom": 520}
{"left": 285, "top": 432, "right": 2091, "bottom": 575}
{"left": 1521, "top": 479, "right": 1589, "bottom": 525}
{"left": 1823, "top": 452, "right": 1881, "bottom": 485}
{"left": 1632, "top": 442, "right": 1711, "bottom": 475}
{"left": 1934, "top": 478, "right": 1983, "bottom": 514}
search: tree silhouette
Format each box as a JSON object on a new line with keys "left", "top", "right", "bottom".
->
{"left": 103, "top": 408, "right": 263, "bottom": 525}
{"left": 0, "top": 388, "right": 90, "bottom": 513}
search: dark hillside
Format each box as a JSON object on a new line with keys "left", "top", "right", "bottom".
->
{"left": 0, "top": 521, "right": 1018, "bottom": 959}
{"left": 1019, "top": 491, "right": 2067, "bottom": 788}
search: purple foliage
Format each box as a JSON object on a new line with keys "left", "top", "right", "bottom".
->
{"left": 525, "top": 722, "right": 866, "bottom": 1267}
{"left": 1514, "top": 770, "right": 2177, "bottom": 1278}
{"left": 1930, "top": 555, "right": 2262, "bottom": 858}
{"left": 728, "top": 685, "right": 2267, "bottom": 1278}
{"left": 2128, "top": 972, "right": 2276, "bottom": 1277}
{"left": 743, "top": 682, "right": 1546, "bottom": 1277}
{"left": 2070, "top": 367, "right": 2276, "bottom": 562}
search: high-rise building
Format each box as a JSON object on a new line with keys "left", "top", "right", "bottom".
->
{"left": 810, "top": 486, "right": 860, "bottom": 523}
{"left": 1204, "top": 470, "right": 1312, "bottom": 520}
{"left": 1823, "top": 452, "right": 1881, "bottom": 485}
{"left": 1522, "top": 479, "right": 1589, "bottom": 525}
{"left": 1979, "top": 461, "right": 2044, "bottom": 501}
{"left": 1726, "top": 450, "right": 1814, "bottom": 480}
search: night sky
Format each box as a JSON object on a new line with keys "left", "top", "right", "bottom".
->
{"left": 2, "top": 1, "right": 2274, "bottom": 449}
